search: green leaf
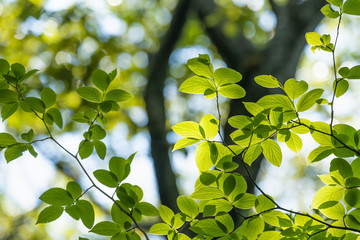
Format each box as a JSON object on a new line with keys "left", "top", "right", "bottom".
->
{"left": 173, "top": 138, "right": 200, "bottom": 151}
{"left": 345, "top": 209, "right": 360, "bottom": 229}
{"left": 76, "top": 87, "right": 102, "bottom": 103}
{"left": 19, "top": 69, "right": 39, "bottom": 83}
{"left": 254, "top": 75, "right": 279, "bottom": 88}
{"left": 216, "top": 212, "right": 234, "bottom": 233}
{"left": 89, "top": 124, "right": 106, "bottom": 141}
{"left": 66, "top": 181, "right": 82, "bottom": 199}
{"left": 190, "top": 187, "right": 224, "bottom": 200}
{"left": 36, "top": 206, "right": 64, "bottom": 224}
{"left": 172, "top": 121, "right": 204, "bottom": 139}
{"left": 93, "top": 169, "right": 119, "bottom": 188}
{"left": 296, "top": 89, "right": 324, "bottom": 112}
{"left": 39, "top": 188, "right": 74, "bottom": 206}
{"left": 214, "top": 68, "right": 242, "bottom": 86}
{"left": 261, "top": 139, "right": 282, "bottom": 167}
{"left": 308, "top": 146, "right": 333, "bottom": 164}
{"left": 5, "top": 144, "right": 27, "bottom": 163}
{"left": 285, "top": 132, "right": 302, "bottom": 154}
{"left": 190, "top": 219, "right": 227, "bottom": 237}
{"left": 199, "top": 114, "right": 219, "bottom": 140}
{"left": 311, "top": 185, "right": 344, "bottom": 209}
{"left": 136, "top": 202, "right": 158, "bottom": 217}
{"left": 218, "top": 84, "right": 245, "bottom": 99}
{"left": 0, "top": 89, "right": 18, "bottom": 104}
{"left": 330, "top": 158, "right": 353, "bottom": 185}
{"left": 310, "top": 121, "right": 332, "bottom": 145}
{"left": 255, "top": 194, "right": 275, "bottom": 213}
{"left": 243, "top": 102, "right": 264, "bottom": 116}
{"left": 0, "top": 59, "right": 10, "bottom": 74}
{"left": 237, "top": 216, "right": 264, "bottom": 240}
{"left": 347, "top": 65, "right": 360, "bottom": 79}
{"left": 343, "top": 0, "right": 360, "bottom": 15}
{"left": 94, "top": 141, "right": 106, "bottom": 159}
{"left": 195, "top": 142, "right": 219, "bottom": 172}
{"left": 223, "top": 174, "right": 236, "bottom": 196}
{"left": 319, "top": 202, "right": 345, "bottom": 219}
{"left": 233, "top": 193, "right": 256, "bottom": 209}
{"left": 177, "top": 196, "right": 199, "bottom": 219}
{"left": 41, "top": 88, "right": 56, "bottom": 108}
{"left": 104, "top": 89, "right": 133, "bottom": 102}
{"left": 243, "top": 144, "right": 262, "bottom": 166}
{"left": 284, "top": 78, "right": 308, "bottom": 100}
{"left": 345, "top": 189, "right": 360, "bottom": 208}
{"left": 21, "top": 129, "right": 34, "bottom": 142}
{"left": 78, "top": 140, "right": 94, "bottom": 159}
{"left": 76, "top": 200, "right": 95, "bottom": 229}
{"left": 1, "top": 102, "right": 18, "bottom": 121}
{"left": 46, "top": 108, "right": 63, "bottom": 128}
{"left": 179, "top": 76, "right": 216, "bottom": 96}
{"left": 109, "top": 156, "right": 130, "bottom": 183}
{"left": 321, "top": 4, "right": 340, "bottom": 18}
{"left": 257, "top": 94, "right": 294, "bottom": 111}
{"left": 228, "top": 115, "right": 252, "bottom": 129}
{"left": 65, "top": 205, "right": 80, "bottom": 220}
{"left": 334, "top": 79, "right": 349, "bottom": 98}
{"left": 159, "top": 204, "right": 174, "bottom": 225}
{"left": 187, "top": 54, "right": 213, "bottom": 78}
{"left": 261, "top": 211, "right": 292, "bottom": 227}
{"left": 91, "top": 69, "right": 110, "bottom": 91}
{"left": 306, "top": 32, "right": 323, "bottom": 46}
{"left": 326, "top": 0, "right": 343, "bottom": 7}
{"left": 90, "top": 221, "right": 121, "bottom": 236}
{"left": 258, "top": 231, "right": 281, "bottom": 240}
{"left": 149, "top": 223, "right": 172, "bottom": 235}
{"left": 11, "top": 63, "right": 25, "bottom": 79}
{"left": 24, "top": 97, "right": 46, "bottom": 113}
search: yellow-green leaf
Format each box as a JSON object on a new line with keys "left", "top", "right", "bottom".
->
{"left": 261, "top": 139, "right": 282, "bottom": 167}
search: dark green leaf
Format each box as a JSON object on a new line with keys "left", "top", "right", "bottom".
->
{"left": 345, "top": 189, "right": 360, "bottom": 208}
{"left": 78, "top": 140, "right": 94, "bottom": 159}
{"left": 27, "top": 144, "right": 38, "bottom": 158}
{"left": 223, "top": 174, "right": 236, "bottom": 196}
{"left": 347, "top": 65, "right": 360, "bottom": 79}
{"left": 0, "top": 59, "right": 10, "bottom": 74}
{"left": 339, "top": 67, "right": 349, "bottom": 78}
{"left": 93, "top": 169, "right": 119, "bottom": 188}
{"left": 104, "top": 89, "right": 133, "bottom": 102}
{"left": 89, "top": 124, "right": 106, "bottom": 141}
{"left": 1, "top": 102, "right": 18, "bottom": 121}
{"left": 66, "top": 181, "right": 82, "bottom": 199}
{"left": 76, "top": 200, "right": 95, "bottom": 229}
{"left": 19, "top": 69, "right": 39, "bottom": 83}
{"left": 308, "top": 146, "right": 333, "bottom": 164}
{"left": 109, "top": 68, "right": 117, "bottom": 82}
{"left": 41, "top": 87, "right": 56, "bottom": 108}
{"left": 65, "top": 205, "right": 80, "bottom": 220}
{"left": 91, "top": 69, "right": 110, "bottom": 91}
{"left": 90, "top": 221, "right": 121, "bottom": 236}
{"left": 0, "top": 89, "right": 18, "bottom": 104}
{"left": 94, "top": 141, "right": 106, "bottom": 160}
{"left": 5, "top": 144, "right": 27, "bottom": 163}
{"left": 36, "top": 206, "right": 64, "bottom": 224}
{"left": 76, "top": 87, "right": 102, "bottom": 103}
{"left": 11, "top": 63, "right": 25, "bottom": 79}
{"left": 343, "top": 0, "right": 360, "bottom": 15}
{"left": 24, "top": 97, "right": 46, "bottom": 113}
{"left": 39, "top": 188, "right": 74, "bottom": 206}
{"left": 334, "top": 79, "right": 349, "bottom": 98}
{"left": 46, "top": 108, "right": 63, "bottom": 128}
{"left": 21, "top": 129, "right": 34, "bottom": 142}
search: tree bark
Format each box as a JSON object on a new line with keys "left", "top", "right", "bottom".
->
{"left": 144, "top": 0, "right": 192, "bottom": 211}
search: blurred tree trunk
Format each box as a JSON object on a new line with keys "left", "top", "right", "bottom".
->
{"left": 145, "top": 0, "right": 326, "bottom": 212}
{"left": 145, "top": 0, "right": 192, "bottom": 211}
